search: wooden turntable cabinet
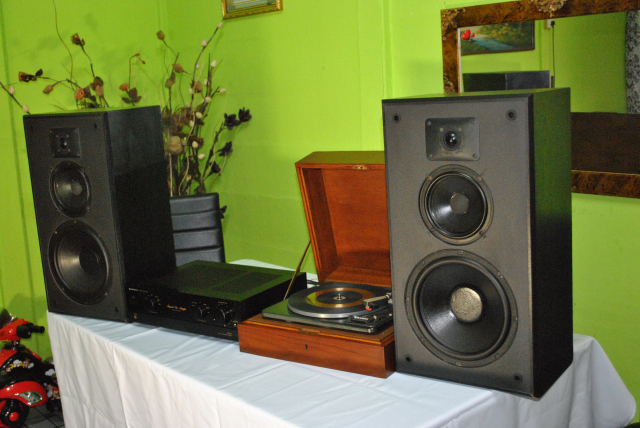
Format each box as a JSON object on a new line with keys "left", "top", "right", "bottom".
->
{"left": 238, "top": 151, "right": 395, "bottom": 378}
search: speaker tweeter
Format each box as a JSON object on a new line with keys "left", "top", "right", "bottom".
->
{"left": 425, "top": 117, "right": 479, "bottom": 161}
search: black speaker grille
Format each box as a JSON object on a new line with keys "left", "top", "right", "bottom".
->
{"left": 48, "top": 222, "right": 110, "bottom": 305}
{"left": 419, "top": 165, "right": 492, "bottom": 245}
{"left": 406, "top": 250, "right": 517, "bottom": 367}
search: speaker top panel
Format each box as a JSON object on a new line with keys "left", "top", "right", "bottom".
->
{"left": 24, "top": 106, "right": 164, "bottom": 177}
{"left": 382, "top": 87, "right": 568, "bottom": 106}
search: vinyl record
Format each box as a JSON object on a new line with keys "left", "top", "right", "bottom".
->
{"left": 287, "top": 282, "right": 388, "bottom": 319}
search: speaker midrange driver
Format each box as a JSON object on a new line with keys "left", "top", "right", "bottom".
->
{"left": 405, "top": 250, "right": 517, "bottom": 368}
{"left": 50, "top": 162, "right": 90, "bottom": 217}
{"left": 419, "top": 165, "right": 492, "bottom": 245}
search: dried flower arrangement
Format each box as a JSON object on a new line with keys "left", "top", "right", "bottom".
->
{"left": 156, "top": 25, "right": 252, "bottom": 196}
{"left": 0, "top": 11, "right": 251, "bottom": 198}
{"left": 0, "top": 29, "right": 135, "bottom": 112}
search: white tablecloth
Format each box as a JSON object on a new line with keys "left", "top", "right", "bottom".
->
{"left": 47, "top": 309, "right": 636, "bottom": 428}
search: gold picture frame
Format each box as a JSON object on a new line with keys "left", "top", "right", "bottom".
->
{"left": 222, "top": 0, "right": 282, "bottom": 20}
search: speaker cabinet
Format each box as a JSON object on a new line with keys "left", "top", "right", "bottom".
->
{"left": 383, "top": 89, "right": 572, "bottom": 398}
{"left": 24, "top": 107, "right": 176, "bottom": 322}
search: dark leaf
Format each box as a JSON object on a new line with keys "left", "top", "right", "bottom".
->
{"left": 223, "top": 113, "right": 240, "bottom": 130}
{"left": 35, "top": 69, "right": 44, "bottom": 77}
{"left": 91, "top": 76, "right": 104, "bottom": 90}
{"left": 217, "top": 141, "right": 233, "bottom": 157}
{"left": 71, "top": 33, "right": 85, "bottom": 46}
{"left": 238, "top": 108, "right": 252, "bottom": 123}
{"left": 122, "top": 97, "right": 132, "bottom": 104}
{"left": 18, "top": 71, "right": 37, "bottom": 82}
{"left": 211, "top": 161, "right": 221, "bottom": 174}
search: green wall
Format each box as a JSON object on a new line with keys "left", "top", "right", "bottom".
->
{"left": 0, "top": 0, "right": 169, "bottom": 358}
{"left": 160, "top": 0, "right": 387, "bottom": 270}
{"left": 0, "top": 0, "right": 637, "bottom": 420}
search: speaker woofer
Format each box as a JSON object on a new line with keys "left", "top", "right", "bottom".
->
{"left": 406, "top": 250, "right": 517, "bottom": 367}
{"left": 420, "top": 165, "right": 492, "bottom": 245}
{"left": 49, "top": 222, "right": 110, "bottom": 305}
{"left": 50, "top": 162, "right": 90, "bottom": 217}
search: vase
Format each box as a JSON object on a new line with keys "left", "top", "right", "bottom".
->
{"left": 169, "top": 193, "right": 225, "bottom": 266}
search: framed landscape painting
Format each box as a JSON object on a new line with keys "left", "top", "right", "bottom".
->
{"left": 222, "top": 0, "right": 282, "bottom": 19}
{"left": 460, "top": 21, "right": 535, "bottom": 55}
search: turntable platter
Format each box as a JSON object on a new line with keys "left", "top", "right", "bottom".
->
{"left": 287, "top": 282, "right": 388, "bottom": 319}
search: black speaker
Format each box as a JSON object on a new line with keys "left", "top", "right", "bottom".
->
{"left": 24, "top": 107, "right": 176, "bottom": 322}
{"left": 383, "top": 89, "right": 573, "bottom": 398}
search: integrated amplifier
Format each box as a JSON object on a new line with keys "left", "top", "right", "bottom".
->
{"left": 127, "top": 261, "right": 307, "bottom": 340}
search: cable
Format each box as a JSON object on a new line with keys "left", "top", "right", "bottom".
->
{"left": 283, "top": 240, "right": 311, "bottom": 300}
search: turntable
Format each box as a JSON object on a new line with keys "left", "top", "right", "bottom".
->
{"left": 262, "top": 282, "right": 393, "bottom": 334}
{"left": 238, "top": 152, "right": 395, "bottom": 378}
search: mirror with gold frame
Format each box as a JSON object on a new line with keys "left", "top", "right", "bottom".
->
{"left": 441, "top": 0, "right": 640, "bottom": 198}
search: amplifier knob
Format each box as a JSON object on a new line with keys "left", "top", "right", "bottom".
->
{"left": 212, "top": 304, "right": 234, "bottom": 325}
{"left": 143, "top": 295, "right": 161, "bottom": 312}
{"left": 191, "top": 303, "right": 210, "bottom": 321}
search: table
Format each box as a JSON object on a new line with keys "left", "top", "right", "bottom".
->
{"left": 48, "top": 258, "right": 636, "bottom": 428}
{"left": 47, "top": 310, "right": 636, "bottom": 428}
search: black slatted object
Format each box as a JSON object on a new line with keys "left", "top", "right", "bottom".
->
{"left": 383, "top": 89, "right": 573, "bottom": 398}
{"left": 462, "top": 71, "right": 551, "bottom": 92}
{"left": 170, "top": 194, "right": 225, "bottom": 266}
{"left": 24, "top": 107, "right": 176, "bottom": 322}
